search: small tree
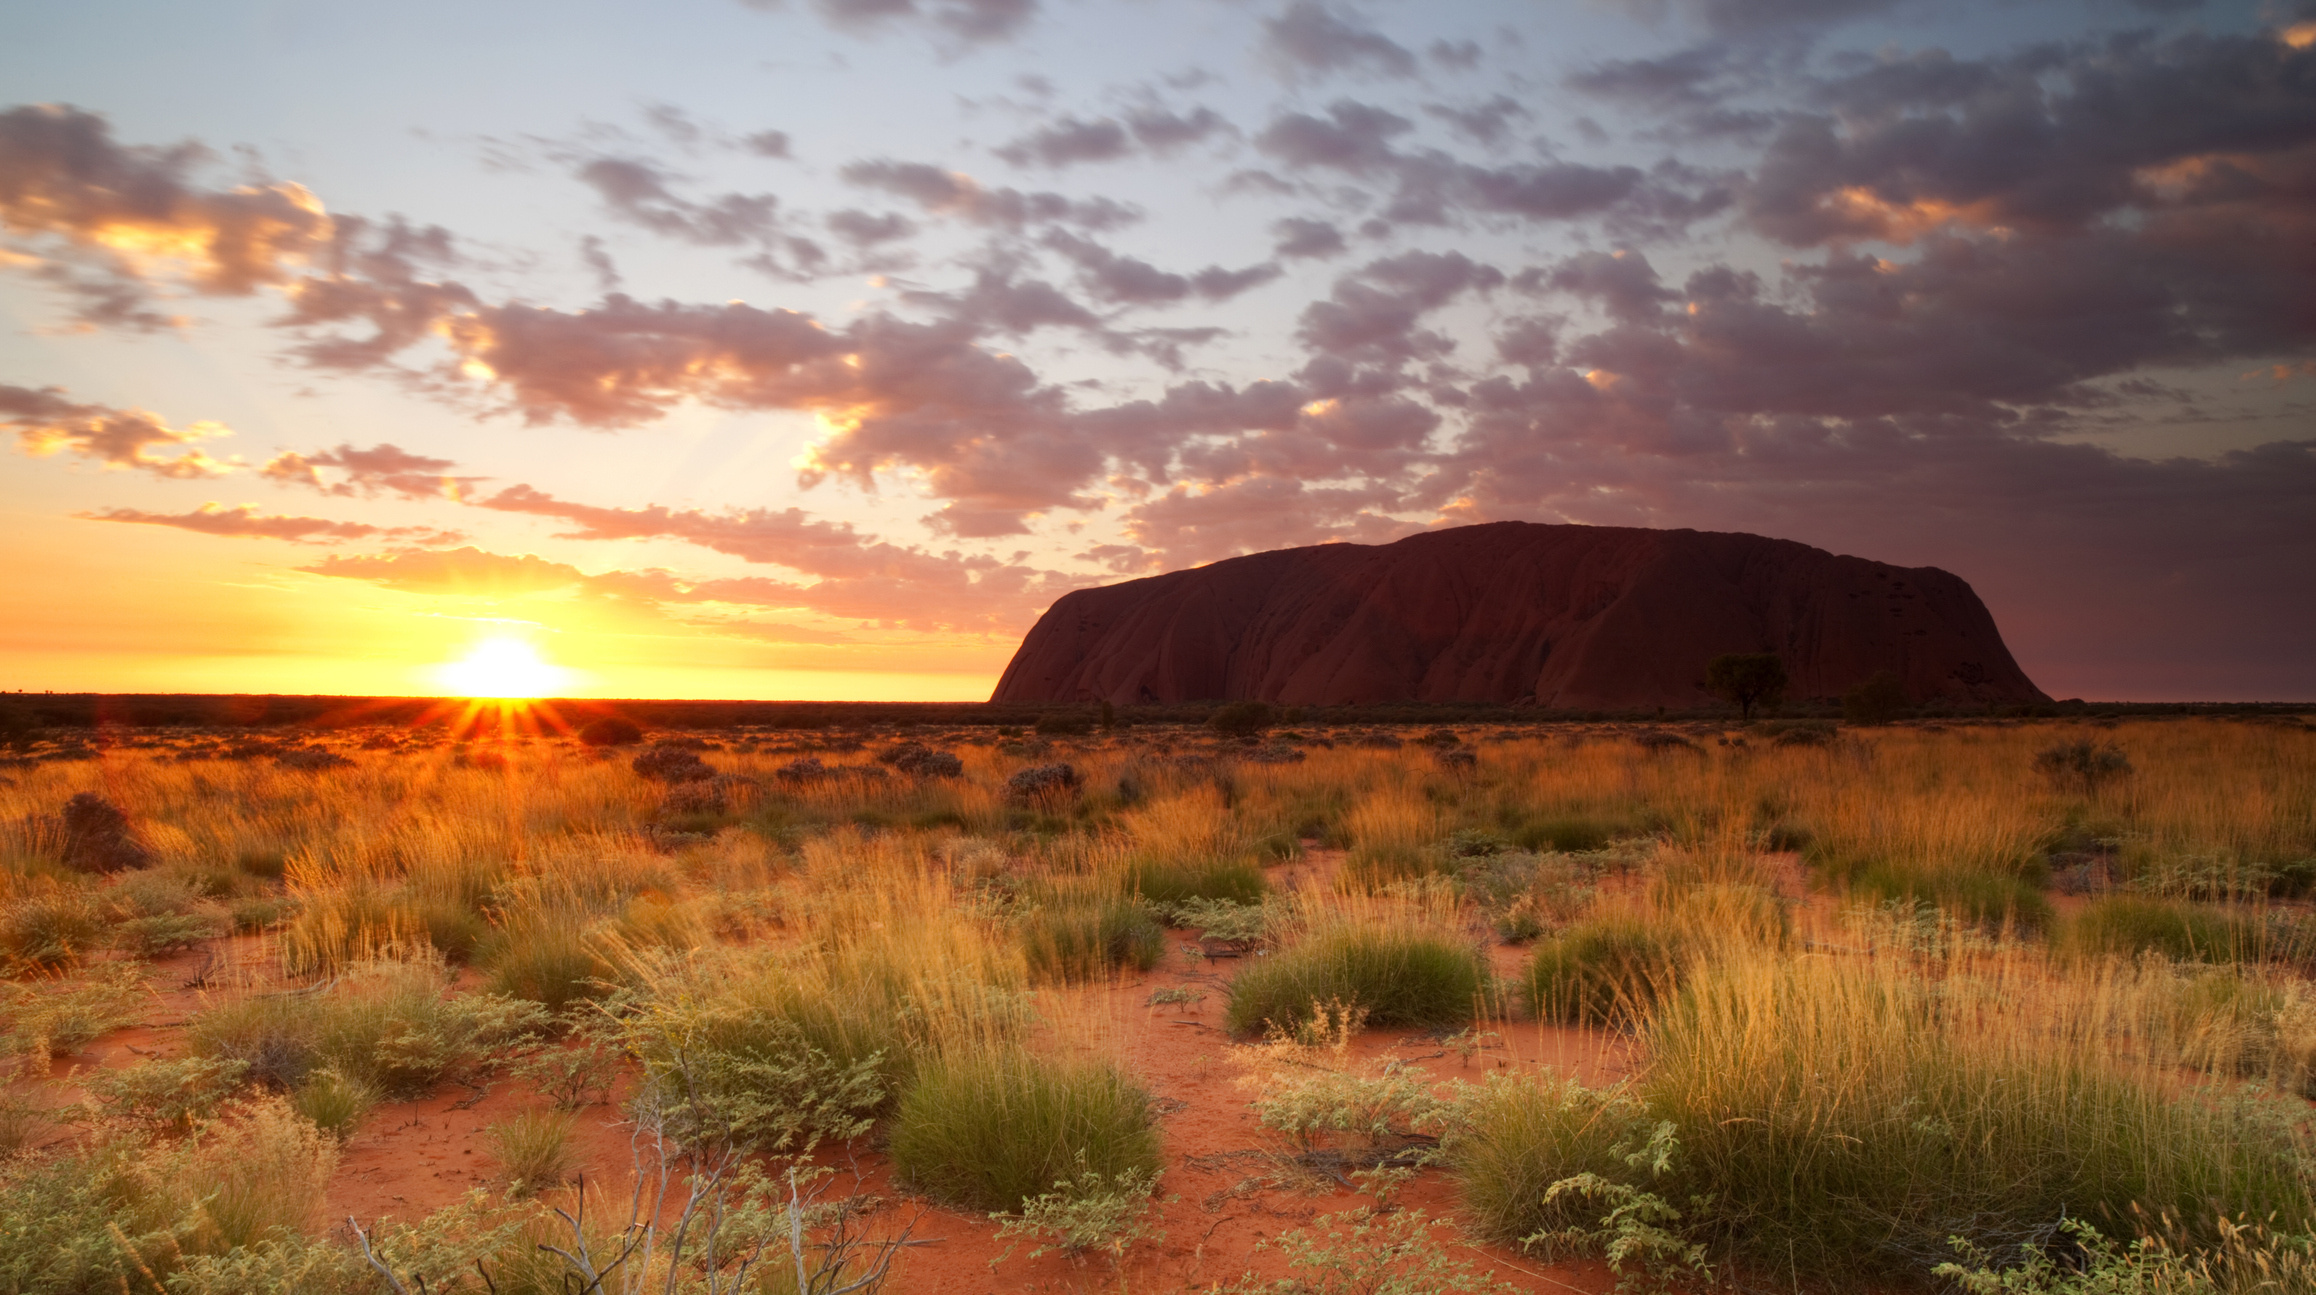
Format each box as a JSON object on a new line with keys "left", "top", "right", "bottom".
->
{"left": 1703, "top": 654, "right": 1787, "bottom": 721}
{"left": 1206, "top": 701, "right": 1275, "bottom": 738}
{"left": 1841, "top": 671, "right": 1909, "bottom": 726}
{"left": 578, "top": 716, "right": 644, "bottom": 747}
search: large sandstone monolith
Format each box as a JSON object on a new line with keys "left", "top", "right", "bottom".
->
{"left": 992, "top": 522, "right": 2046, "bottom": 710}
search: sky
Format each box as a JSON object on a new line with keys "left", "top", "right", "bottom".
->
{"left": 1, "top": 0, "right": 2311, "bottom": 703}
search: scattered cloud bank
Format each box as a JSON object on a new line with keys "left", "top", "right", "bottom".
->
{"left": 4, "top": 4, "right": 2314, "bottom": 695}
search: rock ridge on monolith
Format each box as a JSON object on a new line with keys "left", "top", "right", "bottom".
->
{"left": 991, "top": 522, "right": 2046, "bottom": 710}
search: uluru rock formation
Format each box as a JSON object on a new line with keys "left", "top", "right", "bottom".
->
{"left": 992, "top": 523, "right": 2047, "bottom": 710}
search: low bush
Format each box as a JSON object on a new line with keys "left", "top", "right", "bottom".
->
{"left": 1841, "top": 672, "right": 1909, "bottom": 726}
{"left": 1850, "top": 861, "right": 2057, "bottom": 935}
{"left": 290, "top": 1067, "right": 379, "bottom": 1139}
{"left": 1503, "top": 815, "right": 1622, "bottom": 855}
{"left": 189, "top": 960, "right": 546, "bottom": 1096}
{"left": 1, "top": 963, "right": 145, "bottom": 1059}
{"left": 1450, "top": 1073, "right": 1681, "bottom": 1257}
{"left": 2065, "top": 896, "right": 2257, "bottom": 964}
{"left": 1129, "top": 856, "right": 1267, "bottom": 907}
{"left": 889, "top": 1045, "right": 1160, "bottom": 1213}
{"left": 2036, "top": 739, "right": 2133, "bottom": 794}
{"left": 1225, "top": 925, "right": 1486, "bottom": 1036}
{"left": 0, "top": 890, "right": 104, "bottom": 971}
{"left": 82, "top": 1056, "right": 249, "bottom": 1133}
{"left": 1522, "top": 917, "right": 1682, "bottom": 1026}
{"left": 577, "top": 716, "right": 643, "bottom": 747}
{"left": 1206, "top": 701, "right": 1275, "bottom": 738}
{"left": 482, "top": 923, "right": 612, "bottom": 1012}
{"left": 282, "top": 885, "right": 489, "bottom": 973}
{"left": 1020, "top": 893, "right": 1164, "bottom": 983}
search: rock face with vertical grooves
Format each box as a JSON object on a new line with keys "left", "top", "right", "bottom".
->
{"left": 991, "top": 522, "right": 2046, "bottom": 709}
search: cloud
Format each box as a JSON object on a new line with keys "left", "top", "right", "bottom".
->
{"left": 1041, "top": 231, "right": 1281, "bottom": 306}
{"left": 79, "top": 503, "right": 465, "bottom": 545}
{"left": 803, "top": 0, "right": 1036, "bottom": 43}
{"left": 1252, "top": 100, "right": 1727, "bottom": 231}
{"left": 1262, "top": 2, "right": 1417, "bottom": 80}
{"left": 993, "top": 106, "right": 1229, "bottom": 168}
{"left": 299, "top": 546, "right": 591, "bottom": 596}
{"left": 1746, "top": 30, "right": 2316, "bottom": 248}
{"left": 2, "top": 384, "right": 231, "bottom": 477}
{"left": 0, "top": 104, "right": 335, "bottom": 328}
{"left": 839, "top": 159, "right": 1139, "bottom": 230}
{"left": 1296, "top": 250, "right": 1504, "bottom": 366}
{"left": 825, "top": 208, "right": 917, "bottom": 244}
{"left": 258, "top": 442, "right": 478, "bottom": 499}
{"left": 572, "top": 156, "right": 783, "bottom": 246}
{"left": 1606, "top": 0, "right": 1899, "bottom": 36}
{"left": 1271, "top": 217, "right": 1347, "bottom": 259}
{"left": 302, "top": 535, "right": 1089, "bottom": 632}
{"left": 1424, "top": 96, "right": 1531, "bottom": 147}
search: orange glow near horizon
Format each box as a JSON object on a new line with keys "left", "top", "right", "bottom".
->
{"left": 436, "top": 637, "right": 570, "bottom": 698}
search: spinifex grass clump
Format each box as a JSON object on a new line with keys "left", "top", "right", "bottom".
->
{"left": 1123, "top": 787, "right": 1269, "bottom": 905}
{"left": 189, "top": 959, "right": 544, "bottom": 1096}
{"left": 1639, "top": 956, "right": 2314, "bottom": 1282}
{"left": 2065, "top": 895, "right": 2258, "bottom": 964}
{"left": 1451, "top": 1073, "right": 1674, "bottom": 1252}
{"left": 1849, "top": 860, "right": 2056, "bottom": 934}
{"left": 487, "top": 1109, "right": 579, "bottom": 1195}
{"left": 1341, "top": 788, "right": 1440, "bottom": 886}
{"left": 1225, "top": 895, "right": 1487, "bottom": 1036}
{"left": 1019, "top": 889, "right": 1164, "bottom": 983}
{"left": 888, "top": 1044, "right": 1161, "bottom": 1213}
{"left": 1522, "top": 916, "right": 1682, "bottom": 1025}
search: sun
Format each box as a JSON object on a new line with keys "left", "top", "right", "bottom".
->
{"left": 438, "top": 637, "right": 569, "bottom": 699}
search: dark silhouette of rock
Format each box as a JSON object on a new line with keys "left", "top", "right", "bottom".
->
{"left": 993, "top": 522, "right": 2046, "bottom": 710}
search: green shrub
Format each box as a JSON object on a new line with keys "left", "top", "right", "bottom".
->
{"left": 1225, "top": 926, "right": 1486, "bottom": 1036}
{"left": 1506, "top": 816, "right": 1618, "bottom": 854}
{"left": 1450, "top": 1073, "right": 1672, "bottom": 1251}
{"left": 1130, "top": 856, "right": 1267, "bottom": 907}
{"left": 1, "top": 890, "right": 104, "bottom": 971}
{"left": 889, "top": 1045, "right": 1160, "bottom": 1212}
{"left": 2037, "top": 739, "right": 2133, "bottom": 794}
{"left": 483, "top": 924, "right": 612, "bottom": 1012}
{"left": 2065, "top": 897, "right": 2256, "bottom": 964}
{"left": 578, "top": 716, "right": 643, "bottom": 746}
{"left": 1, "top": 963, "right": 145, "bottom": 1059}
{"left": 1522, "top": 918, "right": 1682, "bottom": 1026}
{"left": 1020, "top": 894, "right": 1164, "bottom": 983}
{"left": 1851, "top": 862, "right": 2057, "bottom": 935}
{"left": 1935, "top": 1218, "right": 2316, "bottom": 1294}
{"left": 0, "top": 1135, "right": 194, "bottom": 1294}
{"left": 1841, "top": 671, "right": 1909, "bottom": 726}
{"left": 290, "top": 1068, "right": 379, "bottom": 1139}
{"left": 189, "top": 961, "right": 546, "bottom": 1096}
{"left": 1206, "top": 701, "right": 1276, "bottom": 737}
{"left": 82, "top": 1056, "right": 249, "bottom": 1133}
{"left": 993, "top": 1160, "right": 1164, "bottom": 1266}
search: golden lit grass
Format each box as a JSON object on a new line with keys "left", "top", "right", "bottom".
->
{"left": 1641, "top": 950, "right": 2315, "bottom": 1280}
{"left": 4, "top": 718, "right": 2316, "bottom": 1289}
